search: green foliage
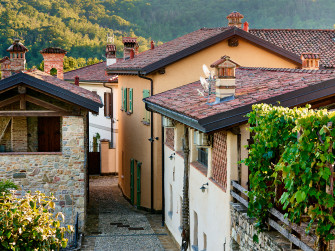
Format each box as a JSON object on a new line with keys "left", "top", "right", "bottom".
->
{"left": 0, "top": 180, "right": 17, "bottom": 194}
{"left": 244, "top": 104, "right": 335, "bottom": 247}
{"left": 0, "top": 191, "right": 73, "bottom": 250}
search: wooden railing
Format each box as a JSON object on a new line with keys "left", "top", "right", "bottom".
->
{"left": 231, "top": 180, "right": 316, "bottom": 251}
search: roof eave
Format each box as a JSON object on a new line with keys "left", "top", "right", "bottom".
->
{"left": 106, "top": 68, "right": 144, "bottom": 75}
{"left": 146, "top": 77, "right": 335, "bottom": 133}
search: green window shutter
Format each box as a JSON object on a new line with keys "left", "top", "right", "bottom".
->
{"left": 130, "top": 158, "right": 135, "bottom": 205}
{"left": 136, "top": 162, "right": 142, "bottom": 207}
{"left": 121, "top": 87, "right": 124, "bottom": 110}
{"left": 129, "top": 88, "right": 133, "bottom": 113}
{"left": 143, "top": 89, "right": 150, "bottom": 123}
{"left": 124, "top": 88, "right": 128, "bottom": 112}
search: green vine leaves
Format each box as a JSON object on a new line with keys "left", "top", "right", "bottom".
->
{"left": 244, "top": 104, "right": 335, "bottom": 246}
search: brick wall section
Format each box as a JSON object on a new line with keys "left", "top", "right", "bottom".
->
{"left": 165, "top": 128, "right": 174, "bottom": 150}
{"left": 0, "top": 116, "right": 87, "bottom": 230}
{"left": 11, "top": 117, "right": 27, "bottom": 152}
{"left": 211, "top": 131, "right": 227, "bottom": 191}
{"left": 42, "top": 53, "right": 65, "bottom": 80}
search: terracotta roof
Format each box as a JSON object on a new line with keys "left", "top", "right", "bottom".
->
{"left": 24, "top": 69, "right": 101, "bottom": 104}
{"left": 7, "top": 39, "right": 28, "bottom": 52}
{"left": 145, "top": 67, "right": 335, "bottom": 121}
{"left": 108, "top": 27, "right": 335, "bottom": 74}
{"left": 0, "top": 56, "right": 10, "bottom": 63}
{"left": 40, "top": 47, "right": 67, "bottom": 54}
{"left": 249, "top": 29, "right": 335, "bottom": 68}
{"left": 227, "top": 11, "right": 244, "bottom": 19}
{"left": 64, "top": 61, "right": 118, "bottom": 83}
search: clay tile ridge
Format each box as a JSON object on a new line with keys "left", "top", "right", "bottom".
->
{"left": 7, "top": 39, "right": 28, "bottom": 52}
{"left": 40, "top": 47, "right": 67, "bottom": 54}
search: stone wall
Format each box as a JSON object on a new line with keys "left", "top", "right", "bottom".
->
{"left": 11, "top": 117, "right": 27, "bottom": 152}
{"left": 0, "top": 116, "right": 87, "bottom": 230}
{"left": 230, "top": 202, "right": 292, "bottom": 251}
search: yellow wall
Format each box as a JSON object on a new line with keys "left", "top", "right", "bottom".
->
{"left": 117, "top": 36, "right": 299, "bottom": 210}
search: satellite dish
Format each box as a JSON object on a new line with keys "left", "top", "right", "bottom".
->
{"left": 197, "top": 89, "right": 205, "bottom": 96}
{"left": 200, "top": 76, "right": 209, "bottom": 91}
{"left": 202, "top": 64, "right": 211, "bottom": 78}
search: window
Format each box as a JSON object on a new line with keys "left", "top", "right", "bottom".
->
{"left": 121, "top": 87, "right": 133, "bottom": 114}
{"left": 128, "top": 88, "right": 133, "bottom": 113}
{"left": 123, "top": 87, "right": 128, "bottom": 112}
{"left": 198, "top": 148, "right": 208, "bottom": 167}
{"left": 104, "top": 92, "right": 112, "bottom": 117}
{"left": 142, "top": 89, "right": 150, "bottom": 124}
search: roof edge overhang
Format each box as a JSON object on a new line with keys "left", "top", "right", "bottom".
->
{"left": 146, "top": 77, "right": 335, "bottom": 133}
{"left": 0, "top": 73, "right": 102, "bottom": 113}
{"left": 107, "top": 27, "right": 302, "bottom": 76}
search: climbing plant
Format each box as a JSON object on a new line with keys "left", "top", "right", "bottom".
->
{"left": 244, "top": 104, "right": 335, "bottom": 250}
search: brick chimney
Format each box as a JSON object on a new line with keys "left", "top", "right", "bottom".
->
{"left": 40, "top": 47, "right": 67, "bottom": 80}
{"left": 301, "top": 53, "right": 320, "bottom": 70}
{"left": 227, "top": 11, "right": 244, "bottom": 28}
{"left": 7, "top": 39, "right": 28, "bottom": 72}
{"left": 106, "top": 34, "right": 116, "bottom": 66}
{"left": 151, "top": 40, "right": 155, "bottom": 50}
{"left": 74, "top": 76, "right": 79, "bottom": 86}
{"left": 122, "top": 37, "right": 139, "bottom": 59}
{"left": 243, "top": 21, "right": 249, "bottom": 32}
{"left": 210, "top": 56, "right": 239, "bottom": 103}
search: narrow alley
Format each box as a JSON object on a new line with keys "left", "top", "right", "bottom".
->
{"left": 80, "top": 176, "right": 179, "bottom": 251}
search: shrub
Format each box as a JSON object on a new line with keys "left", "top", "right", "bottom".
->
{"left": 0, "top": 191, "right": 73, "bottom": 250}
{"left": 0, "top": 180, "right": 17, "bottom": 194}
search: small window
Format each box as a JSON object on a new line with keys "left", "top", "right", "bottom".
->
{"left": 197, "top": 148, "right": 208, "bottom": 167}
{"left": 123, "top": 88, "right": 128, "bottom": 112}
{"left": 104, "top": 92, "right": 112, "bottom": 117}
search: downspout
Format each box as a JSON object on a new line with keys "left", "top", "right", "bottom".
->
{"left": 103, "top": 82, "right": 114, "bottom": 147}
{"left": 138, "top": 72, "right": 154, "bottom": 212}
{"left": 161, "top": 117, "right": 165, "bottom": 226}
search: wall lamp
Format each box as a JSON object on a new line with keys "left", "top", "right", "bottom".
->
{"left": 169, "top": 153, "right": 175, "bottom": 160}
{"left": 200, "top": 182, "right": 209, "bottom": 193}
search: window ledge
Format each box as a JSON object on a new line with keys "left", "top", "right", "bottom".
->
{"left": 0, "top": 152, "right": 62, "bottom": 155}
{"left": 126, "top": 112, "right": 133, "bottom": 115}
{"left": 191, "top": 161, "right": 208, "bottom": 177}
{"left": 141, "top": 121, "right": 150, "bottom": 126}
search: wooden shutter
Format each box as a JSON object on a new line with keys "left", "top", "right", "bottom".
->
{"left": 104, "top": 92, "right": 108, "bottom": 116}
{"left": 143, "top": 89, "right": 150, "bottom": 122}
{"left": 124, "top": 88, "right": 128, "bottom": 112}
{"left": 129, "top": 88, "right": 133, "bottom": 113}
{"left": 104, "top": 92, "right": 112, "bottom": 117}
{"left": 109, "top": 92, "right": 113, "bottom": 117}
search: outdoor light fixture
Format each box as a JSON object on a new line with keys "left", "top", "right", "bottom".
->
{"left": 200, "top": 182, "right": 209, "bottom": 193}
{"left": 169, "top": 153, "right": 175, "bottom": 160}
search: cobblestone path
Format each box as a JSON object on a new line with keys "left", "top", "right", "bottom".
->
{"left": 80, "top": 176, "right": 179, "bottom": 251}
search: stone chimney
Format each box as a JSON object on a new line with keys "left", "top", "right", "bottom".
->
{"left": 40, "top": 47, "right": 67, "bottom": 80}
{"left": 301, "top": 53, "right": 320, "bottom": 70}
{"left": 7, "top": 39, "right": 28, "bottom": 72}
{"left": 122, "top": 37, "right": 139, "bottom": 59}
{"left": 227, "top": 11, "right": 244, "bottom": 28}
{"left": 106, "top": 34, "right": 116, "bottom": 66}
{"left": 210, "top": 56, "right": 239, "bottom": 103}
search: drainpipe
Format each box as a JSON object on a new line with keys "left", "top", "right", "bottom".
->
{"left": 138, "top": 72, "right": 154, "bottom": 212}
{"left": 103, "top": 83, "right": 114, "bottom": 148}
{"left": 161, "top": 117, "right": 165, "bottom": 226}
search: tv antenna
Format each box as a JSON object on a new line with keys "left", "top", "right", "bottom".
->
{"left": 197, "top": 64, "right": 216, "bottom": 103}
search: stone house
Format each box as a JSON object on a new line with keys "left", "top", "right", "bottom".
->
{"left": 106, "top": 11, "right": 335, "bottom": 212}
{"left": 144, "top": 57, "right": 335, "bottom": 250}
{"left": 0, "top": 40, "right": 102, "bottom": 230}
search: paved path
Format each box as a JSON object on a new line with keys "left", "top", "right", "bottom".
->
{"left": 80, "top": 176, "right": 179, "bottom": 251}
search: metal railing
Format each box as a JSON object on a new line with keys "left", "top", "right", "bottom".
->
{"left": 231, "top": 180, "right": 316, "bottom": 251}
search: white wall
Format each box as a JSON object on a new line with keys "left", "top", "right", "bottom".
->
{"left": 164, "top": 126, "right": 236, "bottom": 251}
{"left": 79, "top": 82, "right": 118, "bottom": 147}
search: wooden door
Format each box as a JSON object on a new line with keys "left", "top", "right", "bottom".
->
{"left": 38, "top": 117, "right": 61, "bottom": 152}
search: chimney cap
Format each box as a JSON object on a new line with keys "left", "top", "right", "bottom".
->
{"left": 7, "top": 39, "right": 28, "bottom": 53}
{"left": 301, "top": 52, "right": 320, "bottom": 59}
{"left": 122, "top": 37, "right": 137, "bottom": 44}
{"left": 40, "top": 47, "right": 67, "bottom": 54}
{"left": 210, "top": 55, "right": 240, "bottom": 68}
{"left": 227, "top": 11, "right": 244, "bottom": 19}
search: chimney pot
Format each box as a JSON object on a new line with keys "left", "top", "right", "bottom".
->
{"left": 151, "top": 40, "right": 155, "bottom": 50}
{"left": 301, "top": 53, "right": 320, "bottom": 70}
{"left": 226, "top": 11, "right": 244, "bottom": 28}
{"left": 243, "top": 21, "right": 249, "bottom": 32}
{"left": 74, "top": 76, "right": 79, "bottom": 86}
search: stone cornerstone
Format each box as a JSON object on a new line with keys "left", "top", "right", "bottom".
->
{"left": 0, "top": 116, "right": 87, "bottom": 230}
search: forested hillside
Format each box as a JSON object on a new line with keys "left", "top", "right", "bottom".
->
{"left": 0, "top": 0, "right": 334, "bottom": 68}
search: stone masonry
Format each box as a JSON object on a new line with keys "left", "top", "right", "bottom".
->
{"left": 0, "top": 116, "right": 87, "bottom": 230}
{"left": 41, "top": 52, "right": 66, "bottom": 80}
{"left": 230, "top": 202, "right": 293, "bottom": 251}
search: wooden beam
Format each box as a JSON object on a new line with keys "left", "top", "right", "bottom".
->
{"left": 25, "top": 95, "right": 69, "bottom": 112}
{"left": 0, "top": 95, "right": 20, "bottom": 108}
{"left": 0, "top": 111, "right": 73, "bottom": 117}
{"left": 231, "top": 180, "right": 249, "bottom": 195}
{"left": 20, "top": 94, "right": 26, "bottom": 110}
